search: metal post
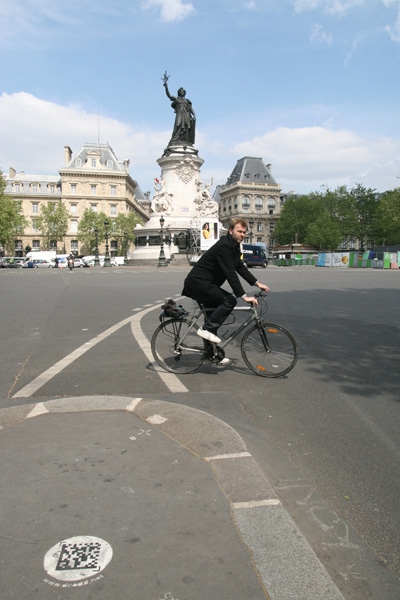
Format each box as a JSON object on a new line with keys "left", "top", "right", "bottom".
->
{"left": 158, "top": 215, "right": 168, "bottom": 267}
{"left": 94, "top": 228, "right": 100, "bottom": 267}
{"left": 249, "top": 219, "right": 254, "bottom": 244}
{"left": 104, "top": 220, "right": 111, "bottom": 267}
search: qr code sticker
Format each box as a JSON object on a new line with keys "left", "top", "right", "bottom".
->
{"left": 56, "top": 542, "right": 102, "bottom": 571}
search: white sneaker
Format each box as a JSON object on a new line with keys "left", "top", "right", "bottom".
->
{"left": 217, "top": 357, "right": 230, "bottom": 365}
{"left": 197, "top": 327, "right": 221, "bottom": 344}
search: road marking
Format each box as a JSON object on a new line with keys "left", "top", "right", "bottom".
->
{"left": 131, "top": 305, "right": 188, "bottom": 393}
{"left": 13, "top": 303, "right": 188, "bottom": 398}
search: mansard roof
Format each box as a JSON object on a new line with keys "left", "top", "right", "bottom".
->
{"left": 62, "top": 142, "right": 130, "bottom": 173}
{"left": 225, "top": 157, "right": 277, "bottom": 186}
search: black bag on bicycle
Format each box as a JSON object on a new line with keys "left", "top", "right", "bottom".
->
{"left": 160, "top": 299, "right": 188, "bottom": 321}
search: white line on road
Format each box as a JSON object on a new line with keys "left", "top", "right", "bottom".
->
{"left": 13, "top": 303, "right": 187, "bottom": 398}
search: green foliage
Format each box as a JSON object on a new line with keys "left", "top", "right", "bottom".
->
{"left": 305, "top": 210, "right": 343, "bottom": 250}
{"left": 0, "top": 171, "right": 28, "bottom": 252}
{"left": 275, "top": 184, "right": 381, "bottom": 250}
{"left": 77, "top": 210, "right": 142, "bottom": 255}
{"left": 36, "top": 201, "right": 69, "bottom": 250}
{"left": 374, "top": 188, "right": 400, "bottom": 245}
{"left": 77, "top": 210, "right": 109, "bottom": 255}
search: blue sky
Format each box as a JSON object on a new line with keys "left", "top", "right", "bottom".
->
{"left": 0, "top": 0, "right": 399, "bottom": 196}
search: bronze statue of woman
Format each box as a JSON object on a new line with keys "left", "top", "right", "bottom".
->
{"left": 163, "top": 73, "right": 196, "bottom": 147}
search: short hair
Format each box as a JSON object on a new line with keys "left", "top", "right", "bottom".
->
{"left": 228, "top": 217, "right": 248, "bottom": 230}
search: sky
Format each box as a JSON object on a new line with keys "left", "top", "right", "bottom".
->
{"left": 0, "top": 0, "right": 399, "bottom": 197}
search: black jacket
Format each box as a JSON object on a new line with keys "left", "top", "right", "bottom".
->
{"left": 183, "top": 233, "right": 258, "bottom": 298}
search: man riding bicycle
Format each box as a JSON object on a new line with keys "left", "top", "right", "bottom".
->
{"left": 182, "top": 218, "right": 269, "bottom": 364}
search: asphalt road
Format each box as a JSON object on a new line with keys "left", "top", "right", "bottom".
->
{"left": 1, "top": 264, "right": 399, "bottom": 598}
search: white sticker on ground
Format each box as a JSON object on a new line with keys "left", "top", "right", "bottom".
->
{"left": 43, "top": 536, "right": 112, "bottom": 582}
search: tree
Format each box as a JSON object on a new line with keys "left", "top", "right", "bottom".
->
{"left": 112, "top": 212, "right": 142, "bottom": 254}
{"left": 0, "top": 171, "right": 28, "bottom": 254}
{"left": 77, "top": 209, "right": 109, "bottom": 255}
{"left": 374, "top": 188, "right": 400, "bottom": 245}
{"left": 36, "top": 201, "right": 69, "bottom": 250}
{"left": 305, "top": 210, "right": 343, "bottom": 251}
{"left": 274, "top": 194, "right": 324, "bottom": 244}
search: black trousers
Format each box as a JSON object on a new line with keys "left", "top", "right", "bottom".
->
{"left": 183, "top": 280, "right": 237, "bottom": 333}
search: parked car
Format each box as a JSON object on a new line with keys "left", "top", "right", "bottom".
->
{"left": 23, "top": 259, "right": 52, "bottom": 268}
{"left": 73, "top": 258, "right": 89, "bottom": 268}
{"left": 1, "top": 257, "right": 25, "bottom": 268}
{"left": 241, "top": 244, "right": 268, "bottom": 268}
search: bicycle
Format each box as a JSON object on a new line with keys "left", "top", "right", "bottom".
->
{"left": 151, "top": 291, "right": 298, "bottom": 378}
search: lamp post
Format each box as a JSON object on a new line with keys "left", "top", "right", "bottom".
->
{"left": 123, "top": 231, "right": 128, "bottom": 261}
{"left": 249, "top": 219, "right": 254, "bottom": 244}
{"left": 94, "top": 228, "right": 100, "bottom": 267}
{"left": 104, "top": 220, "right": 111, "bottom": 267}
{"left": 158, "top": 215, "right": 168, "bottom": 267}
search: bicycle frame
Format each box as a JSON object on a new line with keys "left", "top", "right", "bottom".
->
{"left": 177, "top": 304, "right": 262, "bottom": 354}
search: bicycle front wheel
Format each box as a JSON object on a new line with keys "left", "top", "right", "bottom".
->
{"left": 241, "top": 323, "right": 298, "bottom": 378}
{"left": 151, "top": 318, "right": 206, "bottom": 374}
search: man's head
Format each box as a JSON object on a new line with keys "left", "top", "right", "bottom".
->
{"left": 229, "top": 218, "right": 247, "bottom": 243}
{"left": 178, "top": 88, "right": 186, "bottom": 97}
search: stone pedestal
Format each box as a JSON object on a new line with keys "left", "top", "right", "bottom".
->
{"left": 133, "top": 145, "right": 217, "bottom": 261}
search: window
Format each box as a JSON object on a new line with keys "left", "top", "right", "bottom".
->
{"left": 110, "top": 185, "right": 117, "bottom": 196}
{"left": 70, "top": 220, "right": 78, "bottom": 234}
{"left": 71, "top": 240, "right": 78, "bottom": 251}
{"left": 257, "top": 237, "right": 263, "bottom": 244}
{"left": 32, "top": 202, "right": 39, "bottom": 214}
{"left": 14, "top": 184, "right": 20, "bottom": 193}
{"left": 255, "top": 196, "right": 263, "bottom": 211}
{"left": 32, "top": 219, "right": 39, "bottom": 232}
{"left": 71, "top": 184, "right": 77, "bottom": 194}
{"left": 15, "top": 240, "right": 23, "bottom": 250}
{"left": 257, "top": 221, "right": 262, "bottom": 232}
{"left": 90, "top": 204, "right": 98, "bottom": 212}
{"left": 50, "top": 240, "right": 57, "bottom": 249}
{"left": 91, "top": 158, "right": 96, "bottom": 167}
{"left": 33, "top": 240, "right": 40, "bottom": 249}
{"left": 49, "top": 184, "right": 56, "bottom": 194}
{"left": 107, "top": 160, "right": 113, "bottom": 168}
{"left": 110, "top": 205, "right": 117, "bottom": 216}
{"left": 91, "top": 185, "right": 97, "bottom": 195}
{"left": 267, "top": 197, "right": 276, "bottom": 209}
{"left": 75, "top": 158, "right": 82, "bottom": 167}
{"left": 242, "top": 195, "right": 250, "bottom": 209}
{"left": 70, "top": 203, "right": 77, "bottom": 215}
{"left": 32, "top": 184, "right": 38, "bottom": 193}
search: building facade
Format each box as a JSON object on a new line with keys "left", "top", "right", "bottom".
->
{"left": 215, "top": 157, "right": 282, "bottom": 252}
{"left": 4, "top": 142, "right": 150, "bottom": 257}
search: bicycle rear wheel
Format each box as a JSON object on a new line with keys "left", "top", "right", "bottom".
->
{"left": 241, "top": 322, "right": 298, "bottom": 377}
{"left": 151, "top": 318, "right": 206, "bottom": 374}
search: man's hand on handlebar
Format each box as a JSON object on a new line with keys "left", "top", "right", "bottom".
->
{"left": 243, "top": 283, "right": 269, "bottom": 306}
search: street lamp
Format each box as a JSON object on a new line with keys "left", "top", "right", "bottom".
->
{"left": 249, "top": 219, "right": 254, "bottom": 244}
{"left": 123, "top": 231, "right": 128, "bottom": 261}
{"left": 158, "top": 215, "right": 168, "bottom": 267}
{"left": 94, "top": 228, "right": 100, "bottom": 267}
{"left": 104, "top": 220, "right": 111, "bottom": 267}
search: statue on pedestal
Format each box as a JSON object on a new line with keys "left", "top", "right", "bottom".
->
{"left": 163, "top": 71, "right": 196, "bottom": 148}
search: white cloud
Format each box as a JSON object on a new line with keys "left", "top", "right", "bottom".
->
{"left": 231, "top": 127, "right": 400, "bottom": 192}
{"left": 383, "top": 0, "right": 400, "bottom": 42}
{"left": 310, "top": 23, "right": 332, "bottom": 45}
{"left": 294, "top": 0, "right": 365, "bottom": 15}
{"left": 1, "top": 93, "right": 399, "bottom": 197}
{"left": 141, "top": 0, "right": 195, "bottom": 22}
{"left": 0, "top": 92, "right": 167, "bottom": 190}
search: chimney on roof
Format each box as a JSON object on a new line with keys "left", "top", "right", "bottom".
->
{"left": 9, "top": 167, "right": 16, "bottom": 178}
{"left": 64, "top": 146, "right": 73, "bottom": 165}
